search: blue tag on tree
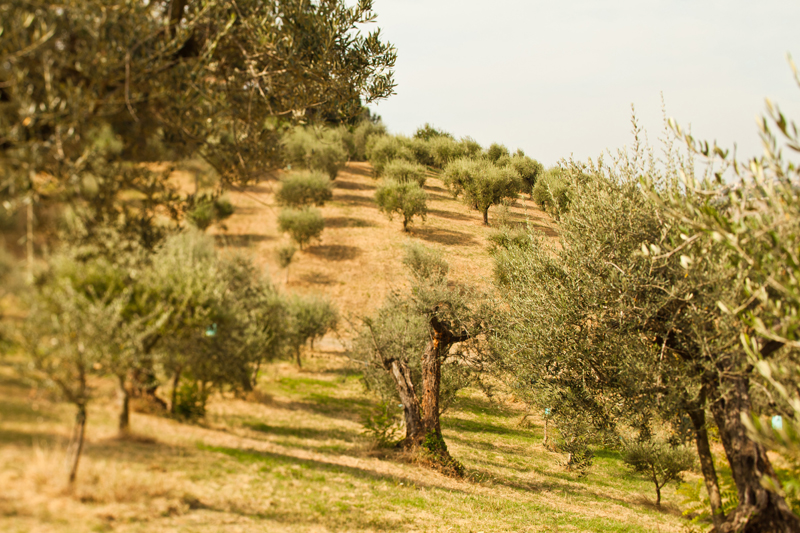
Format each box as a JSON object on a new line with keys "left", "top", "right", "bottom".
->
{"left": 772, "top": 415, "right": 783, "bottom": 431}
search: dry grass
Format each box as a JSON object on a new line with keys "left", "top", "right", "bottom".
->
{"left": 0, "top": 162, "right": 692, "bottom": 532}
{"left": 206, "top": 162, "right": 557, "bottom": 321}
{"left": 1, "top": 352, "right": 690, "bottom": 532}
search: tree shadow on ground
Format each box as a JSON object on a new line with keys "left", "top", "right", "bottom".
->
{"left": 280, "top": 394, "right": 374, "bottom": 423}
{"left": 201, "top": 443, "right": 472, "bottom": 497}
{"left": 332, "top": 194, "right": 377, "bottom": 209}
{"left": 226, "top": 205, "right": 263, "bottom": 215}
{"left": 335, "top": 179, "right": 374, "bottom": 191}
{"left": 428, "top": 208, "right": 472, "bottom": 222}
{"left": 324, "top": 216, "right": 378, "bottom": 229}
{"left": 341, "top": 164, "right": 374, "bottom": 179}
{"left": 245, "top": 422, "right": 356, "bottom": 442}
{"left": 424, "top": 184, "right": 449, "bottom": 194}
{"left": 295, "top": 271, "right": 337, "bottom": 285}
{"left": 214, "top": 234, "right": 275, "bottom": 247}
{"left": 408, "top": 227, "right": 476, "bottom": 246}
{"left": 444, "top": 416, "right": 536, "bottom": 441}
{"left": 0, "top": 428, "right": 65, "bottom": 447}
{"left": 306, "top": 244, "right": 361, "bottom": 261}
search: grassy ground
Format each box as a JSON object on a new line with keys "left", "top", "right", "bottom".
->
{"left": 0, "top": 353, "right": 689, "bottom": 532}
{"left": 0, "top": 162, "right": 693, "bottom": 532}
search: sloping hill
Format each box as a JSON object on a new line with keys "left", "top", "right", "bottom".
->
{"left": 0, "top": 164, "right": 693, "bottom": 533}
{"left": 210, "top": 162, "right": 557, "bottom": 318}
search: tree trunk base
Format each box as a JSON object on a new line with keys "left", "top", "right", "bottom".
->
{"left": 718, "top": 500, "right": 800, "bottom": 533}
{"left": 401, "top": 430, "right": 465, "bottom": 478}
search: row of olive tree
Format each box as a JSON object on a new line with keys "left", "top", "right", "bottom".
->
{"left": 491, "top": 96, "right": 800, "bottom": 531}
{"left": 17, "top": 229, "right": 337, "bottom": 483}
{"left": 364, "top": 126, "right": 546, "bottom": 227}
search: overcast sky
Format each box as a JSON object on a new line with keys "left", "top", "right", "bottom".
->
{"left": 367, "top": 0, "right": 800, "bottom": 166}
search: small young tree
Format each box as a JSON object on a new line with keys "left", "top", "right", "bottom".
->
{"left": 428, "top": 136, "right": 483, "bottom": 169}
{"left": 276, "top": 243, "right": 298, "bottom": 283}
{"left": 531, "top": 167, "right": 570, "bottom": 218}
{"left": 366, "top": 135, "right": 416, "bottom": 175}
{"left": 383, "top": 159, "right": 428, "bottom": 186}
{"left": 374, "top": 179, "right": 428, "bottom": 231}
{"left": 414, "top": 123, "right": 454, "bottom": 142}
{"left": 486, "top": 143, "right": 510, "bottom": 163}
{"left": 623, "top": 440, "right": 696, "bottom": 506}
{"left": 282, "top": 127, "right": 348, "bottom": 179}
{"left": 442, "top": 158, "right": 522, "bottom": 225}
{"left": 352, "top": 119, "right": 387, "bottom": 161}
{"left": 278, "top": 207, "right": 325, "bottom": 249}
{"left": 286, "top": 294, "right": 338, "bottom": 367}
{"left": 506, "top": 154, "right": 544, "bottom": 197}
{"left": 275, "top": 171, "right": 334, "bottom": 207}
{"left": 187, "top": 194, "right": 235, "bottom": 231}
{"left": 20, "top": 259, "right": 159, "bottom": 480}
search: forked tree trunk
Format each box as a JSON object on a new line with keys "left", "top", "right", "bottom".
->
{"left": 68, "top": 405, "right": 87, "bottom": 484}
{"left": 688, "top": 406, "right": 725, "bottom": 530}
{"left": 710, "top": 374, "right": 800, "bottom": 533}
{"left": 118, "top": 374, "right": 130, "bottom": 433}
{"left": 384, "top": 359, "right": 423, "bottom": 442}
{"left": 412, "top": 315, "right": 472, "bottom": 471}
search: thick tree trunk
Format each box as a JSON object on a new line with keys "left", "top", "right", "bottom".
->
{"left": 118, "top": 374, "right": 130, "bottom": 433}
{"left": 482, "top": 208, "right": 489, "bottom": 226}
{"left": 688, "top": 406, "right": 725, "bottom": 530}
{"left": 68, "top": 405, "right": 87, "bottom": 484}
{"left": 710, "top": 375, "right": 800, "bottom": 533}
{"left": 385, "top": 359, "right": 423, "bottom": 443}
{"left": 420, "top": 335, "right": 443, "bottom": 437}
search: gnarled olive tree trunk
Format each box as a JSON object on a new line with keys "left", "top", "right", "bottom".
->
{"left": 710, "top": 374, "right": 800, "bottom": 533}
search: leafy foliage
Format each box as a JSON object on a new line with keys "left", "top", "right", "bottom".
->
{"left": 275, "top": 171, "right": 334, "bottom": 208}
{"left": 383, "top": 159, "right": 428, "bottom": 187}
{"left": 531, "top": 167, "right": 570, "bottom": 218}
{"left": 402, "top": 241, "right": 449, "bottom": 282}
{"left": 282, "top": 127, "right": 348, "bottom": 179}
{"left": 278, "top": 207, "right": 325, "bottom": 249}
{"left": 442, "top": 158, "right": 522, "bottom": 225}
{"left": 187, "top": 194, "right": 235, "bottom": 231}
{"left": 623, "top": 440, "right": 696, "bottom": 506}
{"left": 374, "top": 179, "right": 428, "bottom": 231}
{"left": 365, "top": 135, "right": 416, "bottom": 175}
{"left": 0, "top": 0, "right": 395, "bottom": 245}
{"left": 286, "top": 293, "right": 339, "bottom": 366}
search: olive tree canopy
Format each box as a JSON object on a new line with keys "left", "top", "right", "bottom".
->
{"left": 0, "top": 0, "right": 396, "bottom": 245}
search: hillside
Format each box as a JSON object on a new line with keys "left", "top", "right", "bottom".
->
{"left": 0, "top": 163, "right": 692, "bottom": 532}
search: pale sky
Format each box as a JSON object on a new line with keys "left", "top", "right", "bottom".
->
{"left": 368, "top": 0, "right": 800, "bottom": 166}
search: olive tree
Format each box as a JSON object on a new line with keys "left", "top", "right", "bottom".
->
{"left": 0, "top": 0, "right": 396, "bottom": 247}
{"left": 282, "top": 127, "right": 348, "bottom": 179}
{"left": 356, "top": 243, "right": 489, "bottom": 475}
{"left": 493, "top": 112, "right": 800, "bottom": 531}
{"left": 144, "top": 231, "right": 288, "bottom": 416}
{"left": 623, "top": 440, "right": 696, "bottom": 507}
{"left": 278, "top": 207, "right": 325, "bottom": 249}
{"left": 650, "top": 76, "right": 800, "bottom": 531}
{"left": 374, "top": 179, "right": 427, "bottom": 231}
{"left": 275, "top": 171, "right": 334, "bottom": 208}
{"left": 366, "top": 135, "right": 416, "bottom": 175}
{"left": 442, "top": 158, "right": 522, "bottom": 225}
{"left": 383, "top": 159, "right": 428, "bottom": 186}
{"left": 286, "top": 294, "right": 338, "bottom": 367}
